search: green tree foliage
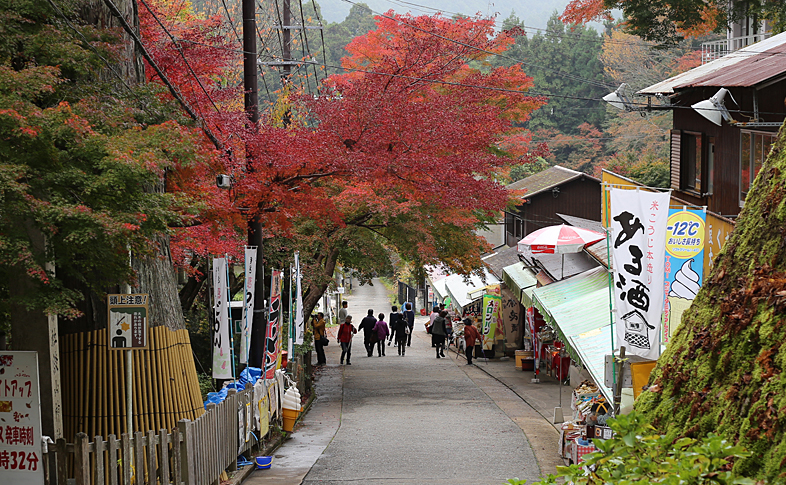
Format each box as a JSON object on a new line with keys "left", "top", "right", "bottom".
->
{"left": 509, "top": 411, "right": 755, "bottom": 484}
{"left": 635, "top": 125, "right": 786, "bottom": 482}
{"left": 322, "top": 3, "right": 376, "bottom": 77}
{"left": 0, "top": 0, "right": 211, "bottom": 321}
{"left": 496, "top": 11, "right": 608, "bottom": 136}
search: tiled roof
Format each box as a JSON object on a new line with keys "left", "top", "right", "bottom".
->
{"left": 506, "top": 166, "right": 598, "bottom": 198}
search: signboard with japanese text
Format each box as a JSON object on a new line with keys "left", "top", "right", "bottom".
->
{"left": 663, "top": 208, "right": 706, "bottom": 343}
{"left": 212, "top": 258, "right": 232, "bottom": 379}
{"left": 481, "top": 293, "right": 502, "bottom": 350}
{"left": 264, "top": 271, "right": 283, "bottom": 380}
{"left": 107, "top": 294, "right": 149, "bottom": 350}
{"left": 0, "top": 352, "right": 44, "bottom": 484}
{"left": 610, "top": 188, "right": 670, "bottom": 360}
{"left": 501, "top": 288, "right": 521, "bottom": 347}
{"left": 240, "top": 247, "right": 257, "bottom": 364}
{"left": 293, "top": 253, "right": 304, "bottom": 346}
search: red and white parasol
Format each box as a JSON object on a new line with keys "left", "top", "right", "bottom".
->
{"left": 517, "top": 224, "right": 606, "bottom": 279}
{"left": 517, "top": 224, "right": 605, "bottom": 255}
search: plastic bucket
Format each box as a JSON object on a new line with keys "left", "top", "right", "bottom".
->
{"left": 631, "top": 361, "right": 657, "bottom": 399}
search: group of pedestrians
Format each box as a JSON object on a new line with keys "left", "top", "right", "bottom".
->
{"left": 315, "top": 302, "right": 417, "bottom": 365}
{"left": 358, "top": 304, "right": 415, "bottom": 357}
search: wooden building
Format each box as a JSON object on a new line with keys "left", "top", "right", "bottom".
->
{"left": 639, "top": 31, "right": 786, "bottom": 218}
{"left": 504, "top": 166, "right": 601, "bottom": 248}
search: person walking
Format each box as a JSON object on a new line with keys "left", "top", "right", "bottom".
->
{"left": 313, "top": 312, "right": 327, "bottom": 365}
{"left": 392, "top": 308, "right": 409, "bottom": 356}
{"left": 462, "top": 318, "right": 481, "bottom": 365}
{"left": 431, "top": 311, "right": 447, "bottom": 358}
{"left": 387, "top": 306, "right": 402, "bottom": 346}
{"left": 428, "top": 305, "right": 439, "bottom": 345}
{"left": 338, "top": 300, "right": 348, "bottom": 325}
{"left": 358, "top": 309, "right": 377, "bottom": 357}
{"left": 402, "top": 303, "right": 415, "bottom": 347}
{"left": 373, "top": 314, "right": 389, "bottom": 357}
{"left": 444, "top": 314, "right": 454, "bottom": 352}
{"left": 337, "top": 315, "right": 356, "bottom": 365}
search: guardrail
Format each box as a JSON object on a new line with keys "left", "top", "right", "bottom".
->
{"left": 701, "top": 33, "right": 772, "bottom": 64}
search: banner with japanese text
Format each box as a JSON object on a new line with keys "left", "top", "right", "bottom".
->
{"left": 212, "top": 258, "right": 232, "bottom": 379}
{"left": 294, "top": 252, "right": 304, "bottom": 345}
{"left": 481, "top": 293, "right": 502, "bottom": 350}
{"left": 0, "top": 352, "right": 44, "bottom": 484}
{"left": 264, "top": 270, "right": 283, "bottom": 380}
{"left": 663, "top": 208, "right": 706, "bottom": 343}
{"left": 610, "top": 188, "right": 670, "bottom": 360}
{"left": 240, "top": 247, "right": 257, "bottom": 364}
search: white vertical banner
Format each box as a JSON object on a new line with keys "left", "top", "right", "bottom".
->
{"left": 294, "top": 252, "right": 304, "bottom": 345}
{"left": 610, "top": 188, "right": 671, "bottom": 361}
{"left": 212, "top": 257, "right": 233, "bottom": 378}
{"left": 240, "top": 247, "right": 257, "bottom": 364}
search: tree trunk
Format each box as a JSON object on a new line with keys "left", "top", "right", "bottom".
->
{"left": 132, "top": 234, "right": 186, "bottom": 330}
{"left": 302, "top": 247, "right": 340, "bottom": 319}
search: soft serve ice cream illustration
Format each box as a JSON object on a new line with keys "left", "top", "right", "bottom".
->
{"left": 667, "top": 259, "right": 701, "bottom": 337}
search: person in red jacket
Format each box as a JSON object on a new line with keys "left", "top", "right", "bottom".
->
{"left": 462, "top": 318, "right": 481, "bottom": 365}
{"left": 337, "top": 315, "right": 357, "bottom": 365}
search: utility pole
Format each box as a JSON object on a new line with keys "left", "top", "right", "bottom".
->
{"left": 281, "top": 0, "right": 292, "bottom": 124}
{"left": 243, "top": 0, "right": 266, "bottom": 368}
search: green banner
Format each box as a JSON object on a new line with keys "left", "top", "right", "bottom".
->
{"left": 481, "top": 294, "right": 502, "bottom": 351}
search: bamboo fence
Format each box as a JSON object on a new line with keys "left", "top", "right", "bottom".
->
{"left": 60, "top": 326, "right": 205, "bottom": 441}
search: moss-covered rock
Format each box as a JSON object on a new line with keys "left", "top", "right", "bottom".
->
{"left": 635, "top": 122, "right": 786, "bottom": 483}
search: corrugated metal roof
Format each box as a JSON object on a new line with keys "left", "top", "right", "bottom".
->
{"left": 639, "top": 31, "right": 786, "bottom": 95}
{"left": 443, "top": 270, "right": 500, "bottom": 309}
{"left": 507, "top": 165, "right": 598, "bottom": 198}
{"left": 531, "top": 266, "right": 615, "bottom": 402}
{"left": 502, "top": 262, "right": 538, "bottom": 306}
{"left": 568, "top": 325, "right": 614, "bottom": 402}
{"left": 482, "top": 245, "right": 521, "bottom": 279}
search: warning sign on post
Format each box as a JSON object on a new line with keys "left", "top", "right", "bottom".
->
{"left": 0, "top": 351, "right": 44, "bottom": 484}
{"left": 108, "top": 294, "right": 149, "bottom": 350}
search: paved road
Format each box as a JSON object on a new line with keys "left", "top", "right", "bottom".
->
{"left": 245, "top": 279, "right": 543, "bottom": 485}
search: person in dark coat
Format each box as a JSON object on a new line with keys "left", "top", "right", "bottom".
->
{"left": 391, "top": 308, "right": 409, "bottom": 356}
{"left": 402, "top": 303, "right": 415, "bottom": 347}
{"left": 313, "top": 313, "right": 327, "bottom": 365}
{"left": 431, "top": 311, "right": 447, "bottom": 358}
{"left": 387, "top": 306, "right": 402, "bottom": 346}
{"left": 358, "top": 309, "right": 377, "bottom": 357}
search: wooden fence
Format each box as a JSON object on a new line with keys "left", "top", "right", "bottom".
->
{"left": 45, "top": 381, "right": 281, "bottom": 485}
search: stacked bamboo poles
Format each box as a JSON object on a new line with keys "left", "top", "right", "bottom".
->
{"left": 60, "top": 327, "right": 204, "bottom": 440}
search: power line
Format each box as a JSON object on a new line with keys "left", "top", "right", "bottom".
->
{"left": 99, "top": 0, "right": 225, "bottom": 152}
{"left": 138, "top": 0, "right": 225, "bottom": 119}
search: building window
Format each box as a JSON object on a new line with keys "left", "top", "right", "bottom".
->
{"left": 514, "top": 217, "right": 522, "bottom": 238}
{"left": 682, "top": 132, "right": 702, "bottom": 193}
{"left": 740, "top": 130, "right": 776, "bottom": 205}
